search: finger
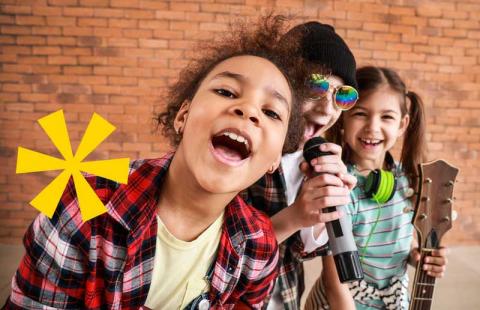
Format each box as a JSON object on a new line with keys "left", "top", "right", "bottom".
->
{"left": 306, "top": 185, "right": 350, "bottom": 200}
{"left": 427, "top": 271, "right": 445, "bottom": 278}
{"left": 431, "top": 247, "right": 448, "bottom": 257}
{"left": 410, "top": 248, "right": 421, "bottom": 262}
{"left": 320, "top": 143, "right": 342, "bottom": 156}
{"left": 423, "top": 263, "right": 446, "bottom": 274}
{"left": 424, "top": 255, "right": 448, "bottom": 266}
{"left": 312, "top": 163, "right": 348, "bottom": 175}
{"left": 312, "top": 210, "right": 343, "bottom": 223}
{"left": 339, "top": 173, "right": 357, "bottom": 190}
{"left": 312, "top": 154, "right": 343, "bottom": 165}
{"left": 305, "top": 173, "right": 345, "bottom": 188}
{"left": 312, "top": 195, "right": 352, "bottom": 209}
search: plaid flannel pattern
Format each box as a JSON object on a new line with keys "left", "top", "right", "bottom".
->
{"left": 243, "top": 166, "right": 329, "bottom": 310}
{"left": 4, "top": 153, "right": 279, "bottom": 310}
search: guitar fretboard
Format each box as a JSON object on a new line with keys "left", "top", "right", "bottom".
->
{"left": 410, "top": 249, "right": 437, "bottom": 310}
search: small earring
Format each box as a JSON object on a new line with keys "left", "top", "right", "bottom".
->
{"left": 268, "top": 165, "right": 276, "bottom": 174}
{"left": 175, "top": 126, "right": 183, "bottom": 135}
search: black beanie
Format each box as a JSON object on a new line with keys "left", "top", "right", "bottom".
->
{"left": 284, "top": 21, "right": 357, "bottom": 89}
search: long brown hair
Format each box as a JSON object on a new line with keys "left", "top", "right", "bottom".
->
{"left": 326, "top": 66, "right": 426, "bottom": 190}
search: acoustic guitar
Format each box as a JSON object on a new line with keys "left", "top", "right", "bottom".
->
{"left": 409, "top": 160, "right": 458, "bottom": 310}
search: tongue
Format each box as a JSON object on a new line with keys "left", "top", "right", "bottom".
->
{"left": 215, "top": 145, "right": 243, "bottom": 161}
{"left": 304, "top": 123, "right": 315, "bottom": 141}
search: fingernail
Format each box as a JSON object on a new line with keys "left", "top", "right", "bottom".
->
{"left": 320, "top": 144, "right": 327, "bottom": 151}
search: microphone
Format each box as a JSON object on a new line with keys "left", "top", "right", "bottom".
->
{"left": 303, "top": 137, "right": 363, "bottom": 283}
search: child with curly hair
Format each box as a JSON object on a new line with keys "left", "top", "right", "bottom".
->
{"left": 4, "top": 15, "right": 315, "bottom": 310}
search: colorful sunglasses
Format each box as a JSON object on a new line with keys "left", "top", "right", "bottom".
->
{"left": 308, "top": 74, "right": 359, "bottom": 111}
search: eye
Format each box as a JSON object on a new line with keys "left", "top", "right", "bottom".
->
{"left": 263, "top": 109, "right": 282, "bottom": 120}
{"left": 352, "top": 111, "right": 367, "bottom": 117}
{"left": 382, "top": 114, "right": 395, "bottom": 120}
{"left": 214, "top": 88, "right": 237, "bottom": 99}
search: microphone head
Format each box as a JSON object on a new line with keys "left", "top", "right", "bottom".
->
{"left": 303, "top": 137, "right": 333, "bottom": 165}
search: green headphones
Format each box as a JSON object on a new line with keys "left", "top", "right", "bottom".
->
{"left": 363, "top": 153, "right": 397, "bottom": 204}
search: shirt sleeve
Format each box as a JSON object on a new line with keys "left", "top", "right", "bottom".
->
{"left": 4, "top": 181, "right": 89, "bottom": 309}
{"left": 300, "top": 225, "right": 329, "bottom": 253}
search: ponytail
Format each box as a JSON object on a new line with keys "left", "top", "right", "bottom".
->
{"left": 400, "top": 91, "right": 426, "bottom": 191}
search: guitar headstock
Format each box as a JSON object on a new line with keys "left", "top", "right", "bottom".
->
{"left": 413, "top": 160, "right": 459, "bottom": 249}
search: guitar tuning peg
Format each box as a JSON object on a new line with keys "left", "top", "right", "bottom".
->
{"left": 403, "top": 206, "right": 414, "bottom": 213}
{"left": 405, "top": 187, "right": 415, "bottom": 198}
{"left": 452, "top": 210, "right": 458, "bottom": 221}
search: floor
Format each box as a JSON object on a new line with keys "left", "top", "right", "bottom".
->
{"left": 1, "top": 244, "right": 479, "bottom": 308}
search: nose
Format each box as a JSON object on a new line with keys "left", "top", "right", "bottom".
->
{"left": 313, "top": 96, "right": 336, "bottom": 115}
{"left": 366, "top": 116, "right": 381, "bottom": 132}
{"left": 230, "top": 101, "right": 260, "bottom": 125}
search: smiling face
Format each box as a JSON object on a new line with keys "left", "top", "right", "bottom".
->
{"left": 173, "top": 55, "right": 292, "bottom": 194}
{"left": 342, "top": 86, "right": 409, "bottom": 170}
{"left": 301, "top": 75, "right": 343, "bottom": 145}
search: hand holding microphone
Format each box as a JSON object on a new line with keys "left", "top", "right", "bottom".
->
{"left": 303, "top": 136, "right": 364, "bottom": 283}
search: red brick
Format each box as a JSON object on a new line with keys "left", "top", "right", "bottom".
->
{"left": 33, "top": 46, "right": 61, "bottom": 55}
{"left": 32, "top": 26, "right": 61, "bottom": 35}
{"left": 47, "top": 36, "right": 76, "bottom": 45}
{"left": 111, "top": 0, "right": 139, "bottom": 9}
{"left": 1, "top": 26, "right": 31, "bottom": 35}
{"left": 108, "top": 18, "right": 137, "bottom": 28}
{"left": 32, "top": 6, "right": 62, "bottom": 16}
{"left": 46, "top": 16, "right": 76, "bottom": 26}
{"left": 78, "top": 17, "right": 107, "bottom": 27}
{"left": 124, "top": 9, "right": 155, "bottom": 19}
{"left": 16, "top": 35, "right": 46, "bottom": 45}
{"left": 63, "top": 27, "right": 93, "bottom": 36}
{"left": 155, "top": 10, "right": 186, "bottom": 20}
{"left": 139, "top": 39, "right": 168, "bottom": 48}
{"left": 48, "top": 55, "right": 77, "bottom": 65}
{"left": 63, "top": 7, "right": 94, "bottom": 17}
{"left": 1, "top": 5, "right": 31, "bottom": 15}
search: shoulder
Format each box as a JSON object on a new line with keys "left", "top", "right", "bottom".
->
{"left": 226, "top": 197, "right": 278, "bottom": 256}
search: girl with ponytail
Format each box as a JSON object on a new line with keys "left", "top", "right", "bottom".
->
{"left": 305, "top": 66, "right": 448, "bottom": 310}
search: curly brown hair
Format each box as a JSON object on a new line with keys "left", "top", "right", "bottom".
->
{"left": 155, "top": 14, "right": 318, "bottom": 153}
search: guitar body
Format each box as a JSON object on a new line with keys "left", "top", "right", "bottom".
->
{"left": 409, "top": 160, "right": 458, "bottom": 310}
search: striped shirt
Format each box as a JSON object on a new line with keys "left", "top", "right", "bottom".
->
{"left": 347, "top": 163, "right": 414, "bottom": 309}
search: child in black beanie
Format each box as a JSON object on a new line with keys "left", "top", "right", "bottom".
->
{"left": 243, "top": 21, "right": 359, "bottom": 310}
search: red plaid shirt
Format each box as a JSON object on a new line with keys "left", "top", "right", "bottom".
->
{"left": 4, "top": 153, "right": 279, "bottom": 309}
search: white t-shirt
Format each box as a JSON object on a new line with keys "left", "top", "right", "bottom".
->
{"left": 267, "top": 150, "right": 328, "bottom": 310}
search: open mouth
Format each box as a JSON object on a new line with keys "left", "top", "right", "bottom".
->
{"left": 304, "top": 121, "right": 325, "bottom": 141}
{"left": 211, "top": 130, "right": 251, "bottom": 163}
{"left": 359, "top": 138, "right": 383, "bottom": 147}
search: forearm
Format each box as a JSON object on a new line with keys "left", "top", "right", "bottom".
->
{"left": 271, "top": 205, "right": 301, "bottom": 243}
{"left": 321, "top": 255, "right": 355, "bottom": 310}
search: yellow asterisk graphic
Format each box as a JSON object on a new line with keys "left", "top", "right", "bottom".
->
{"left": 16, "top": 110, "right": 130, "bottom": 222}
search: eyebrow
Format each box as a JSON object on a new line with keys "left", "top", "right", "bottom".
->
{"left": 351, "top": 106, "right": 399, "bottom": 114}
{"left": 211, "top": 71, "right": 290, "bottom": 111}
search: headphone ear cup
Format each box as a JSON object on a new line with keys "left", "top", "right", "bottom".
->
{"left": 386, "top": 177, "right": 397, "bottom": 202}
{"left": 365, "top": 170, "right": 380, "bottom": 199}
{"left": 366, "top": 169, "right": 396, "bottom": 204}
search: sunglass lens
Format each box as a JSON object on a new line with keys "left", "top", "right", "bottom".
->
{"left": 309, "top": 76, "right": 329, "bottom": 97}
{"left": 335, "top": 86, "right": 358, "bottom": 110}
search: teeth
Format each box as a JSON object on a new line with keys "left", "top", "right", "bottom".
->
{"left": 361, "top": 138, "right": 381, "bottom": 144}
{"left": 223, "top": 131, "right": 249, "bottom": 149}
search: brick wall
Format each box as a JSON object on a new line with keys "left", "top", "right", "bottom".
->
{"left": 1, "top": 0, "right": 479, "bottom": 244}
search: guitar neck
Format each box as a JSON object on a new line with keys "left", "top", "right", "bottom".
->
{"left": 409, "top": 249, "right": 437, "bottom": 310}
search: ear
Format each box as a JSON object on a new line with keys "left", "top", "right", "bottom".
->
{"left": 267, "top": 154, "right": 282, "bottom": 174}
{"left": 397, "top": 114, "right": 410, "bottom": 138}
{"left": 174, "top": 100, "right": 191, "bottom": 134}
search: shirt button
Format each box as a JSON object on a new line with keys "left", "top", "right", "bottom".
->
{"left": 199, "top": 299, "right": 210, "bottom": 310}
